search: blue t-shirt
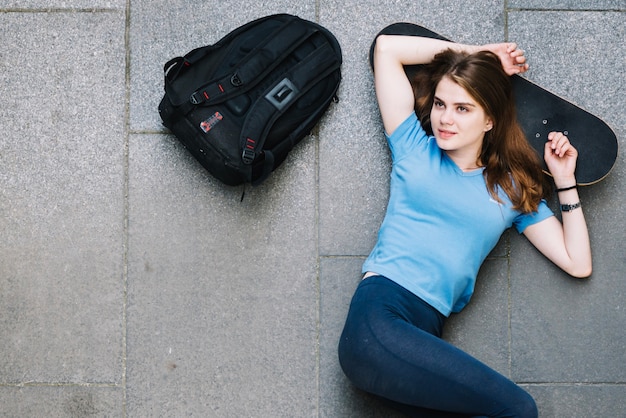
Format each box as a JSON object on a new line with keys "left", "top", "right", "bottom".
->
{"left": 362, "top": 113, "right": 553, "bottom": 316}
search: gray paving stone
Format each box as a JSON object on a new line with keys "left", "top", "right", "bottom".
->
{"left": 509, "top": 11, "right": 626, "bottom": 125}
{"left": 508, "top": 11, "right": 626, "bottom": 386}
{"left": 126, "top": 134, "right": 318, "bottom": 416}
{"left": 510, "top": 228, "right": 626, "bottom": 383}
{"left": 0, "top": 11, "right": 126, "bottom": 384}
{"left": 0, "top": 386, "right": 123, "bottom": 418}
{"left": 319, "top": 256, "right": 404, "bottom": 417}
{"left": 443, "top": 258, "right": 511, "bottom": 377}
{"left": 509, "top": 0, "right": 626, "bottom": 10}
{"left": 129, "top": 1, "right": 317, "bottom": 132}
{"left": 0, "top": 0, "right": 125, "bottom": 9}
{"left": 526, "top": 384, "right": 626, "bottom": 417}
{"left": 318, "top": 0, "right": 509, "bottom": 256}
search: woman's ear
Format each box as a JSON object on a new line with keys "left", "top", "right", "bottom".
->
{"left": 485, "top": 118, "right": 493, "bottom": 132}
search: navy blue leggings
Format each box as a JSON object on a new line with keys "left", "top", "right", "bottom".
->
{"left": 338, "top": 276, "right": 538, "bottom": 418}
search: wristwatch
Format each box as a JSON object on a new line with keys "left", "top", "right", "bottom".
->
{"left": 560, "top": 202, "right": 581, "bottom": 212}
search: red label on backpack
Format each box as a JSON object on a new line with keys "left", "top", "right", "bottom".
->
{"left": 200, "top": 112, "right": 223, "bottom": 133}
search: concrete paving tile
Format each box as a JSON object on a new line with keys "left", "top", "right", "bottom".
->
{"left": 525, "top": 384, "right": 626, "bottom": 417}
{"left": 0, "top": 0, "right": 125, "bottom": 9}
{"left": 0, "top": 386, "right": 123, "bottom": 417}
{"left": 318, "top": 0, "right": 508, "bottom": 256}
{"left": 126, "top": 134, "right": 318, "bottom": 416}
{"left": 129, "top": 1, "right": 317, "bottom": 132}
{"left": 509, "top": 0, "right": 625, "bottom": 10}
{"left": 508, "top": 11, "right": 626, "bottom": 385}
{"left": 319, "top": 256, "right": 404, "bottom": 417}
{"left": 509, "top": 11, "right": 625, "bottom": 126}
{"left": 0, "top": 12, "right": 126, "bottom": 383}
{"left": 510, "top": 173, "right": 625, "bottom": 385}
{"left": 443, "top": 259, "right": 511, "bottom": 377}
{"left": 510, "top": 229, "right": 626, "bottom": 383}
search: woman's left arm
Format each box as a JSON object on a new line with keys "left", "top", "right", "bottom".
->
{"left": 523, "top": 132, "right": 592, "bottom": 278}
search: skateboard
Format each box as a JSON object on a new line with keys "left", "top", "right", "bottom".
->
{"left": 369, "top": 23, "right": 618, "bottom": 186}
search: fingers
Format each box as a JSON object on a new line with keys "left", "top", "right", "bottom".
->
{"left": 483, "top": 42, "right": 530, "bottom": 75}
{"left": 507, "top": 61, "right": 529, "bottom": 75}
{"left": 513, "top": 62, "right": 530, "bottom": 74}
{"left": 508, "top": 44, "right": 529, "bottom": 73}
{"left": 544, "top": 132, "right": 578, "bottom": 181}
{"left": 509, "top": 46, "right": 524, "bottom": 59}
{"left": 547, "top": 131, "right": 577, "bottom": 158}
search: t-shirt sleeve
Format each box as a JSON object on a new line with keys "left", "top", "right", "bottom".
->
{"left": 513, "top": 199, "right": 554, "bottom": 233}
{"left": 386, "top": 112, "right": 431, "bottom": 161}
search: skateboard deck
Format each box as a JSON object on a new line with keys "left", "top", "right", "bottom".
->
{"left": 370, "top": 23, "right": 618, "bottom": 186}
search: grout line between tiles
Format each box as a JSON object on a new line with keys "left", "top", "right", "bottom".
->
{"left": 121, "top": 0, "right": 132, "bottom": 416}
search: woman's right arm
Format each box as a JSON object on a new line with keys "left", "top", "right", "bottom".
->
{"left": 373, "top": 35, "right": 529, "bottom": 135}
{"left": 373, "top": 35, "right": 459, "bottom": 135}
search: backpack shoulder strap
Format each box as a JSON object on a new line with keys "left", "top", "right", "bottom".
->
{"left": 240, "top": 40, "right": 341, "bottom": 166}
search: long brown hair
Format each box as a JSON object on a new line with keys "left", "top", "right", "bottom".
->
{"left": 411, "top": 49, "right": 551, "bottom": 213}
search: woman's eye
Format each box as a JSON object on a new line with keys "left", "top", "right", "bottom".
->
{"left": 434, "top": 100, "right": 444, "bottom": 108}
{"left": 457, "top": 106, "right": 468, "bottom": 112}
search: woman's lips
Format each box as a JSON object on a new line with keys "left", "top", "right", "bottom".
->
{"left": 438, "top": 129, "right": 456, "bottom": 139}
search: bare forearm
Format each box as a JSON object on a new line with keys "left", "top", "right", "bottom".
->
{"left": 555, "top": 180, "right": 592, "bottom": 277}
{"left": 374, "top": 34, "right": 479, "bottom": 66}
{"left": 374, "top": 34, "right": 528, "bottom": 76}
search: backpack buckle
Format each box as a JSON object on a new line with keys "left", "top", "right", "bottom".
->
{"left": 241, "top": 137, "right": 257, "bottom": 164}
{"left": 190, "top": 91, "right": 205, "bottom": 105}
{"left": 242, "top": 148, "right": 255, "bottom": 164}
{"left": 231, "top": 73, "right": 243, "bottom": 87}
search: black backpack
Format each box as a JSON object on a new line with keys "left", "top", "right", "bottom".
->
{"left": 158, "top": 14, "right": 342, "bottom": 186}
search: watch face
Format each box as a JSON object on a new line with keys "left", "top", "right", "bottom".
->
{"left": 561, "top": 202, "right": 581, "bottom": 212}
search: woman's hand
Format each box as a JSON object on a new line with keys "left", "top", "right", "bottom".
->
{"left": 482, "top": 42, "right": 529, "bottom": 75}
{"left": 544, "top": 131, "right": 578, "bottom": 186}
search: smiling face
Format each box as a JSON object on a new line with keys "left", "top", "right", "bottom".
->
{"left": 430, "top": 76, "right": 493, "bottom": 168}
